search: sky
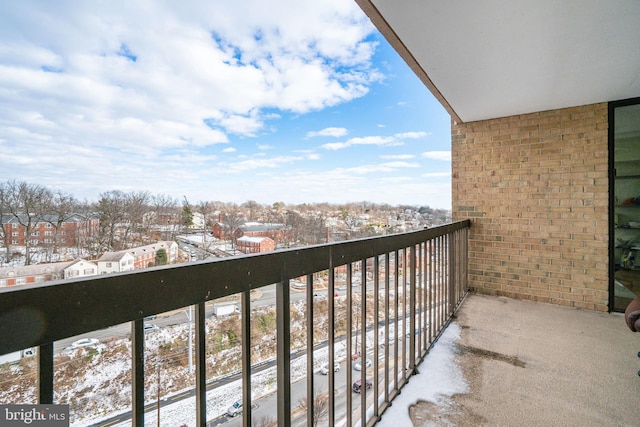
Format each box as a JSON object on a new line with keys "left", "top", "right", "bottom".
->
{"left": 0, "top": 0, "right": 452, "bottom": 209}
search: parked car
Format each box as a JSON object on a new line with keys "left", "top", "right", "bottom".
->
{"left": 226, "top": 401, "right": 258, "bottom": 417}
{"left": 144, "top": 323, "right": 159, "bottom": 332}
{"left": 354, "top": 358, "right": 372, "bottom": 371}
{"left": 319, "top": 362, "right": 340, "bottom": 375}
{"left": 352, "top": 379, "right": 372, "bottom": 393}
{"left": 313, "top": 292, "right": 326, "bottom": 300}
{"left": 71, "top": 338, "right": 100, "bottom": 349}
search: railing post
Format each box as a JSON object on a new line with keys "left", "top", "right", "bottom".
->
{"left": 409, "top": 245, "right": 416, "bottom": 374}
{"left": 449, "top": 233, "right": 456, "bottom": 315}
{"left": 241, "top": 291, "right": 252, "bottom": 427}
{"left": 360, "top": 259, "right": 367, "bottom": 424}
{"left": 276, "top": 279, "right": 291, "bottom": 427}
{"left": 305, "top": 274, "right": 314, "bottom": 426}
{"left": 384, "top": 253, "right": 390, "bottom": 404}
{"left": 393, "top": 250, "right": 399, "bottom": 393}
{"left": 373, "top": 255, "right": 380, "bottom": 420}
{"left": 132, "top": 319, "right": 144, "bottom": 427}
{"left": 195, "top": 302, "right": 206, "bottom": 427}
{"left": 38, "top": 343, "right": 54, "bottom": 404}
{"left": 346, "top": 263, "right": 353, "bottom": 427}
{"left": 328, "top": 266, "right": 336, "bottom": 425}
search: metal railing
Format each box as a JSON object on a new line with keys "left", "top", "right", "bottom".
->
{"left": 0, "top": 220, "right": 470, "bottom": 426}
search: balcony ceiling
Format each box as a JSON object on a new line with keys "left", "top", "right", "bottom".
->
{"left": 356, "top": 0, "right": 640, "bottom": 123}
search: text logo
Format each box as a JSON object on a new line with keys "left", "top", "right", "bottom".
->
{"left": 0, "top": 405, "right": 69, "bottom": 426}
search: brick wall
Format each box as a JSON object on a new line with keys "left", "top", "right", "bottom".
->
{"left": 452, "top": 103, "right": 609, "bottom": 311}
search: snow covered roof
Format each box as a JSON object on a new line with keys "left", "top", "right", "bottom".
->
{"left": 128, "top": 241, "right": 175, "bottom": 257}
{"left": 0, "top": 260, "right": 73, "bottom": 279}
{"left": 98, "top": 251, "right": 133, "bottom": 262}
{"left": 236, "top": 236, "right": 271, "bottom": 244}
{"left": 239, "top": 223, "right": 288, "bottom": 232}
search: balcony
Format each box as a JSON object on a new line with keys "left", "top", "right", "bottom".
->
{"left": 0, "top": 220, "right": 470, "bottom": 426}
{"left": 377, "top": 293, "right": 639, "bottom": 426}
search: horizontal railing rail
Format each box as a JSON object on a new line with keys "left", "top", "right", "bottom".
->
{"left": 0, "top": 219, "right": 470, "bottom": 426}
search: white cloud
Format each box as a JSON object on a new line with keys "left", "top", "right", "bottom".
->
{"left": 0, "top": 1, "right": 379, "bottom": 149}
{"left": 0, "top": 1, "right": 451, "bottom": 209}
{"left": 218, "top": 155, "right": 303, "bottom": 172}
{"left": 321, "top": 135, "right": 398, "bottom": 150}
{"left": 306, "top": 127, "right": 349, "bottom": 138}
{"left": 343, "top": 161, "right": 419, "bottom": 175}
{"left": 422, "top": 151, "right": 452, "bottom": 161}
{"left": 380, "top": 154, "right": 415, "bottom": 160}
{"left": 319, "top": 132, "right": 430, "bottom": 151}
{"left": 394, "top": 131, "right": 430, "bottom": 139}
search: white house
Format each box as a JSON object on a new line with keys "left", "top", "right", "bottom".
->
{"left": 97, "top": 251, "right": 135, "bottom": 274}
{"left": 63, "top": 259, "right": 98, "bottom": 279}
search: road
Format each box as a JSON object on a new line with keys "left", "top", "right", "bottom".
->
{"left": 67, "top": 269, "right": 434, "bottom": 425}
{"left": 54, "top": 278, "right": 361, "bottom": 353}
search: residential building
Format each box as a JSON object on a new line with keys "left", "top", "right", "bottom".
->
{"left": 212, "top": 221, "right": 232, "bottom": 240}
{"left": 97, "top": 251, "right": 135, "bottom": 274}
{"left": 0, "top": 214, "right": 99, "bottom": 250}
{"left": 0, "top": 261, "right": 71, "bottom": 287}
{"left": 127, "top": 241, "right": 178, "bottom": 269}
{"left": 235, "top": 236, "right": 275, "bottom": 254}
{"left": 233, "top": 222, "right": 292, "bottom": 246}
{"left": 63, "top": 259, "right": 98, "bottom": 280}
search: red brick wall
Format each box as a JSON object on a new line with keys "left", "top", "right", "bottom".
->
{"left": 452, "top": 103, "right": 609, "bottom": 311}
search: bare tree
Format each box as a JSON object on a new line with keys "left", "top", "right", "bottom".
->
{"left": 242, "top": 200, "right": 262, "bottom": 222}
{"left": 149, "top": 194, "right": 179, "bottom": 240}
{"left": 252, "top": 416, "right": 276, "bottom": 427}
{"left": 298, "top": 392, "right": 329, "bottom": 426}
{"left": 221, "top": 203, "right": 245, "bottom": 246}
{"left": 196, "top": 200, "right": 220, "bottom": 250}
{"left": 43, "top": 190, "right": 79, "bottom": 257}
{"left": 96, "top": 190, "right": 127, "bottom": 252}
{"left": 121, "top": 191, "right": 150, "bottom": 248}
{"left": 5, "top": 180, "right": 53, "bottom": 265}
{"left": 0, "top": 182, "right": 11, "bottom": 263}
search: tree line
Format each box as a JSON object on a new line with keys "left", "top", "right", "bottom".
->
{"left": 0, "top": 180, "right": 449, "bottom": 266}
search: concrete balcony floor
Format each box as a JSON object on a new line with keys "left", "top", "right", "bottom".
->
{"left": 382, "top": 293, "right": 639, "bottom": 426}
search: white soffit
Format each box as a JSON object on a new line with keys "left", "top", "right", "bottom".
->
{"left": 365, "top": 0, "right": 640, "bottom": 122}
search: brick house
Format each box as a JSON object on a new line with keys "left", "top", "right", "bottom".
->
{"left": 127, "top": 241, "right": 178, "bottom": 269}
{"left": 1, "top": 214, "right": 99, "bottom": 249}
{"left": 236, "top": 236, "right": 275, "bottom": 254}
{"left": 0, "top": 261, "right": 70, "bottom": 287}
{"left": 357, "top": 0, "right": 640, "bottom": 312}
{"left": 212, "top": 222, "right": 232, "bottom": 240}
{"left": 233, "top": 223, "right": 292, "bottom": 246}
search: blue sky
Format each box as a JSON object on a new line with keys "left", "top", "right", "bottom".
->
{"left": 0, "top": 0, "right": 452, "bottom": 209}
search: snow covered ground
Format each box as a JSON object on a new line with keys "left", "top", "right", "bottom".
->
{"left": 84, "top": 324, "right": 465, "bottom": 427}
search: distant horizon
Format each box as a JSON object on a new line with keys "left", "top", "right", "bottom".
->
{"left": 0, "top": 1, "right": 452, "bottom": 209}
{"left": 2, "top": 178, "right": 452, "bottom": 212}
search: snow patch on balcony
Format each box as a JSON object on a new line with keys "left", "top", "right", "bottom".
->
{"left": 376, "top": 323, "right": 467, "bottom": 427}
